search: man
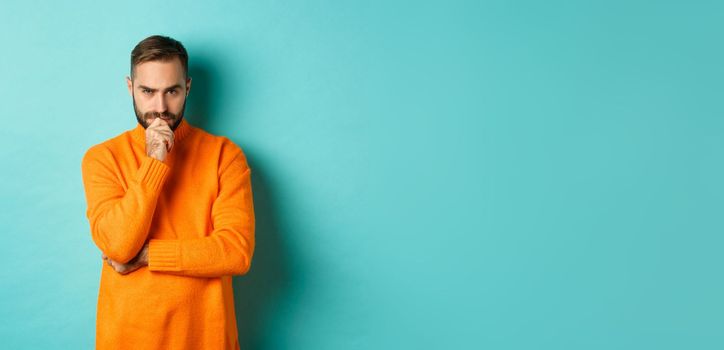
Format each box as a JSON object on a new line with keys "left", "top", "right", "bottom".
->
{"left": 81, "top": 35, "right": 255, "bottom": 349}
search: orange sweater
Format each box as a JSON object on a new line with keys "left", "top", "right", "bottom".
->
{"left": 81, "top": 118, "right": 255, "bottom": 349}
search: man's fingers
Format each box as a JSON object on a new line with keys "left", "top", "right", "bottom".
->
{"left": 149, "top": 117, "right": 167, "bottom": 128}
{"left": 154, "top": 129, "right": 174, "bottom": 152}
{"left": 146, "top": 122, "right": 175, "bottom": 155}
{"left": 104, "top": 256, "right": 143, "bottom": 275}
{"left": 149, "top": 118, "right": 172, "bottom": 131}
{"left": 156, "top": 128, "right": 174, "bottom": 137}
{"left": 153, "top": 128, "right": 174, "bottom": 142}
{"left": 108, "top": 260, "right": 121, "bottom": 272}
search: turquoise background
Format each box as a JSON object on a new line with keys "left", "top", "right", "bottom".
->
{"left": 1, "top": 0, "right": 723, "bottom": 349}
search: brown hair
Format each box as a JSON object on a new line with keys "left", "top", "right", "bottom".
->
{"left": 130, "top": 35, "right": 188, "bottom": 79}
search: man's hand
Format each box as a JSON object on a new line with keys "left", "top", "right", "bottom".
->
{"left": 146, "top": 118, "right": 174, "bottom": 162}
{"left": 102, "top": 243, "right": 149, "bottom": 275}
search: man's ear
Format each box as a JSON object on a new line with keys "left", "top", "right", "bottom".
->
{"left": 185, "top": 77, "right": 192, "bottom": 97}
{"left": 126, "top": 76, "right": 133, "bottom": 97}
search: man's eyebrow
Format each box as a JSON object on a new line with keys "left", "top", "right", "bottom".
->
{"left": 137, "top": 84, "right": 182, "bottom": 91}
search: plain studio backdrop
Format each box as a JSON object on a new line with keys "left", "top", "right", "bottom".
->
{"left": 1, "top": 1, "right": 723, "bottom": 349}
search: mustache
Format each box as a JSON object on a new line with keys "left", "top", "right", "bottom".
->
{"left": 144, "top": 111, "right": 177, "bottom": 120}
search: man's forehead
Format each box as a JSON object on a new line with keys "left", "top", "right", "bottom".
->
{"left": 132, "top": 75, "right": 185, "bottom": 89}
{"left": 132, "top": 59, "right": 185, "bottom": 84}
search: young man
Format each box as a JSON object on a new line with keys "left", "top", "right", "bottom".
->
{"left": 81, "top": 35, "right": 255, "bottom": 349}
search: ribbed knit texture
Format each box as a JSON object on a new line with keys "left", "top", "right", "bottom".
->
{"left": 81, "top": 118, "right": 255, "bottom": 350}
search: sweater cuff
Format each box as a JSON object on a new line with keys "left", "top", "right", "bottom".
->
{"left": 135, "top": 156, "right": 170, "bottom": 191}
{"left": 148, "top": 239, "right": 181, "bottom": 271}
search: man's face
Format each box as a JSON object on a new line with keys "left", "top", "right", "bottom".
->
{"left": 126, "top": 57, "right": 192, "bottom": 130}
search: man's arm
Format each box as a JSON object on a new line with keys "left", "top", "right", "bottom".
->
{"left": 147, "top": 148, "right": 255, "bottom": 278}
{"left": 81, "top": 145, "right": 170, "bottom": 264}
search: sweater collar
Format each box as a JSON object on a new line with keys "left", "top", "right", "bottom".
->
{"left": 131, "top": 117, "right": 193, "bottom": 144}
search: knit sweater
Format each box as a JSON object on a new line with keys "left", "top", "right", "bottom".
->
{"left": 81, "top": 118, "right": 255, "bottom": 349}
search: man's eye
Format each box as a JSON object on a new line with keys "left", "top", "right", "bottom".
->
{"left": 142, "top": 89, "right": 151, "bottom": 94}
{"left": 167, "top": 90, "right": 177, "bottom": 95}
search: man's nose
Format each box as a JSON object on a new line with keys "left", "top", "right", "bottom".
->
{"left": 153, "top": 94, "right": 168, "bottom": 112}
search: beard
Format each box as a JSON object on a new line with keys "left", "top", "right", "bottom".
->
{"left": 133, "top": 92, "right": 187, "bottom": 131}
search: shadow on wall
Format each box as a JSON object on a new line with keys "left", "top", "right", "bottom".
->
{"left": 186, "top": 55, "right": 219, "bottom": 131}
{"left": 187, "top": 57, "right": 296, "bottom": 349}
{"left": 233, "top": 163, "right": 293, "bottom": 349}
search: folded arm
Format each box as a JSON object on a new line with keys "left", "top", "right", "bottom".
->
{"left": 147, "top": 149, "right": 255, "bottom": 278}
{"left": 81, "top": 145, "right": 170, "bottom": 263}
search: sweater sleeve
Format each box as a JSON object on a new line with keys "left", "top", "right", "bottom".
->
{"left": 147, "top": 148, "right": 255, "bottom": 278}
{"left": 81, "top": 145, "right": 170, "bottom": 264}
